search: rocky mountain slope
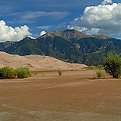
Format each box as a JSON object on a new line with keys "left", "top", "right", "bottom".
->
{"left": 0, "top": 29, "right": 121, "bottom": 65}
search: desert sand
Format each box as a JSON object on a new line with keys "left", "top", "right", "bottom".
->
{"left": 0, "top": 70, "right": 121, "bottom": 121}
{"left": 0, "top": 51, "right": 121, "bottom": 121}
{"left": 0, "top": 51, "right": 87, "bottom": 71}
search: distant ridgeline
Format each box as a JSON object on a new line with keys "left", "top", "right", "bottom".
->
{"left": 0, "top": 29, "right": 121, "bottom": 66}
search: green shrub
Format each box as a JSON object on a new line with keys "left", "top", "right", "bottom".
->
{"left": 0, "top": 66, "right": 17, "bottom": 79}
{"left": 88, "top": 66, "right": 97, "bottom": 70}
{"left": 103, "top": 53, "right": 121, "bottom": 78}
{"left": 16, "top": 67, "right": 31, "bottom": 78}
{"left": 58, "top": 69, "right": 62, "bottom": 76}
{"left": 97, "top": 65, "right": 104, "bottom": 70}
{"left": 0, "top": 66, "right": 31, "bottom": 79}
{"left": 96, "top": 69, "right": 106, "bottom": 79}
{"left": 88, "top": 65, "right": 104, "bottom": 70}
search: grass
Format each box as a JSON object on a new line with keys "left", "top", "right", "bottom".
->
{"left": 88, "top": 65, "right": 104, "bottom": 70}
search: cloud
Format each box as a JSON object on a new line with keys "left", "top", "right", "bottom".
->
{"left": 40, "top": 31, "right": 46, "bottom": 36}
{"left": 68, "top": 0, "right": 121, "bottom": 36}
{"left": 22, "top": 11, "right": 70, "bottom": 20}
{"left": 0, "top": 20, "right": 32, "bottom": 42}
{"left": 36, "top": 22, "right": 68, "bottom": 31}
{"left": 36, "top": 25, "right": 52, "bottom": 30}
{"left": 102, "top": 0, "right": 112, "bottom": 5}
{"left": 8, "top": 11, "right": 70, "bottom": 23}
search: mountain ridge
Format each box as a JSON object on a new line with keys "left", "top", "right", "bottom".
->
{"left": 0, "top": 29, "right": 120, "bottom": 66}
{"left": 39, "top": 29, "right": 108, "bottom": 40}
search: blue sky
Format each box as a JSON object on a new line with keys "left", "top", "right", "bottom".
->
{"left": 0, "top": 0, "right": 101, "bottom": 36}
{"left": 0, "top": 0, "right": 121, "bottom": 40}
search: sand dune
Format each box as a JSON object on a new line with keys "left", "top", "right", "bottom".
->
{"left": 0, "top": 51, "right": 87, "bottom": 71}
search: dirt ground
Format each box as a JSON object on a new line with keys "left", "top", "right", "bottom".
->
{"left": 0, "top": 70, "right": 121, "bottom": 121}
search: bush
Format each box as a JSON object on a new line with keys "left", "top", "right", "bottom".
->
{"left": 103, "top": 53, "right": 121, "bottom": 78}
{"left": 88, "top": 66, "right": 97, "bottom": 70}
{"left": 0, "top": 66, "right": 17, "bottom": 79}
{"left": 0, "top": 66, "right": 31, "bottom": 79}
{"left": 16, "top": 67, "right": 31, "bottom": 78}
{"left": 96, "top": 69, "right": 106, "bottom": 79}
{"left": 58, "top": 69, "right": 62, "bottom": 76}
{"left": 97, "top": 65, "right": 104, "bottom": 70}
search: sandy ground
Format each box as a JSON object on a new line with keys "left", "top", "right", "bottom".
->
{"left": 0, "top": 51, "right": 87, "bottom": 71}
{"left": 0, "top": 70, "right": 121, "bottom": 121}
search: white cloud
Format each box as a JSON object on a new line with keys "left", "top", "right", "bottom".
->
{"left": 102, "top": 0, "right": 112, "bottom": 5}
{"left": 68, "top": 0, "right": 121, "bottom": 37}
{"left": 18, "top": 11, "right": 70, "bottom": 22}
{"left": 0, "top": 20, "right": 32, "bottom": 42}
{"left": 36, "top": 25, "right": 52, "bottom": 30}
{"left": 40, "top": 31, "right": 46, "bottom": 36}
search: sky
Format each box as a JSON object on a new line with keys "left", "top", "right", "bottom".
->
{"left": 0, "top": 0, "right": 121, "bottom": 41}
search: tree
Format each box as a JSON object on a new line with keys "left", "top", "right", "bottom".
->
{"left": 103, "top": 53, "right": 121, "bottom": 78}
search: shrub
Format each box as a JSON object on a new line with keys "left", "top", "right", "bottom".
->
{"left": 16, "top": 67, "right": 31, "bottom": 78}
{"left": 88, "top": 66, "right": 97, "bottom": 70}
{"left": 58, "top": 69, "right": 62, "bottom": 76}
{"left": 103, "top": 53, "right": 121, "bottom": 78}
{"left": 97, "top": 65, "right": 104, "bottom": 70}
{"left": 96, "top": 69, "right": 106, "bottom": 79}
{"left": 0, "top": 66, "right": 31, "bottom": 79}
{"left": 88, "top": 65, "right": 104, "bottom": 70}
{"left": 0, "top": 66, "right": 17, "bottom": 79}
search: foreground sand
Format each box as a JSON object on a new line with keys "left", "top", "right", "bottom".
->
{"left": 0, "top": 70, "right": 121, "bottom": 121}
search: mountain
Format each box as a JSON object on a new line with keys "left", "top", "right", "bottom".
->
{"left": 0, "top": 29, "right": 121, "bottom": 66}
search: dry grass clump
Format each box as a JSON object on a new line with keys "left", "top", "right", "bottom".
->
{"left": 96, "top": 69, "right": 106, "bottom": 79}
{"left": 57, "top": 69, "right": 62, "bottom": 76}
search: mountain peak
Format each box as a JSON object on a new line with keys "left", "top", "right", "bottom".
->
{"left": 39, "top": 29, "right": 108, "bottom": 40}
{"left": 0, "top": 29, "right": 120, "bottom": 66}
{"left": 39, "top": 29, "right": 87, "bottom": 40}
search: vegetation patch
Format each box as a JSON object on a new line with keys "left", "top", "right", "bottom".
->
{"left": 57, "top": 69, "right": 63, "bottom": 76}
{"left": 103, "top": 53, "right": 121, "bottom": 78}
{"left": 88, "top": 65, "right": 104, "bottom": 70}
{"left": 16, "top": 67, "right": 31, "bottom": 78}
{"left": 0, "top": 67, "right": 17, "bottom": 79}
{"left": 96, "top": 69, "right": 106, "bottom": 79}
{"left": 0, "top": 66, "right": 31, "bottom": 79}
